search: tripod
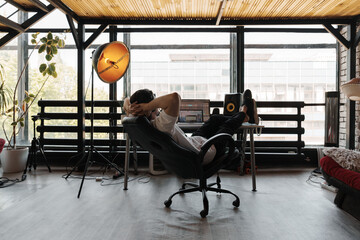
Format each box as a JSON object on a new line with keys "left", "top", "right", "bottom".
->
{"left": 65, "top": 65, "right": 123, "bottom": 198}
{"left": 23, "top": 115, "right": 52, "bottom": 178}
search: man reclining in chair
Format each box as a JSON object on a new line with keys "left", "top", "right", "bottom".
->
{"left": 123, "top": 89, "right": 258, "bottom": 165}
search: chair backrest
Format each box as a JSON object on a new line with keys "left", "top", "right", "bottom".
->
{"left": 122, "top": 116, "right": 202, "bottom": 179}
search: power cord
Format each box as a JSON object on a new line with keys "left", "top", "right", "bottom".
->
{"left": 0, "top": 176, "right": 26, "bottom": 188}
{"left": 306, "top": 169, "right": 325, "bottom": 187}
{"left": 100, "top": 174, "right": 151, "bottom": 186}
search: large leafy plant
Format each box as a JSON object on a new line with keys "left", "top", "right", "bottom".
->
{"left": 1, "top": 32, "right": 65, "bottom": 149}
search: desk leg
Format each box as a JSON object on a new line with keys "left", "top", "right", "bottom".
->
{"left": 123, "top": 133, "right": 130, "bottom": 190}
{"left": 250, "top": 129, "right": 256, "bottom": 191}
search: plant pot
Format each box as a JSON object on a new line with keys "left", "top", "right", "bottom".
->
{"left": 0, "top": 147, "right": 28, "bottom": 173}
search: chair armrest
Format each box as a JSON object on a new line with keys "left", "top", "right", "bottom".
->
{"left": 198, "top": 133, "right": 235, "bottom": 163}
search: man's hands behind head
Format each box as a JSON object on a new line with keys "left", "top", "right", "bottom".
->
{"left": 129, "top": 102, "right": 151, "bottom": 117}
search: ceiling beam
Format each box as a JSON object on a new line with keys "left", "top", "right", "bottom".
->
{"left": 66, "top": 15, "right": 79, "bottom": 49}
{"left": 5, "top": 0, "right": 28, "bottom": 12}
{"left": 29, "top": 0, "right": 50, "bottom": 12}
{"left": 216, "top": 0, "right": 227, "bottom": 26}
{"left": 0, "top": 5, "right": 55, "bottom": 48}
{"left": 81, "top": 18, "right": 353, "bottom": 26}
{"left": 46, "top": 0, "right": 79, "bottom": 22}
{"left": 323, "top": 23, "right": 350, "bottom": 49}
{"left": 0, "top": 15, "right": 25, "bottom": 32}
{"left": 27, "top": 27, "right": 328, "bottom": 34}
{"left": 84, "top": 24, "right": 108, "bottom": 49}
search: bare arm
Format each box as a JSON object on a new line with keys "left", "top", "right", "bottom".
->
{"left": 123, "top": 97, "right": 131, "bottom": 116}
{"left": 130, "top": 92, "right": 181, "bottom": 117}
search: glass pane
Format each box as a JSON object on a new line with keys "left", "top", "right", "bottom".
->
{"left": 245, "top": 45, "right": 336, "bottom": 145}
{"left": 131, "top": 48, "right": 230, "bottom": 101}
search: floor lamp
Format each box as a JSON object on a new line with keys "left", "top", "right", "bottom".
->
{"left": 66, "top": 41, "right": 130, "bottom": 198}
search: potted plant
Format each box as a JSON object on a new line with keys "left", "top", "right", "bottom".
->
{"left": 0, "top": 32, "right": 65, "bottom": 173}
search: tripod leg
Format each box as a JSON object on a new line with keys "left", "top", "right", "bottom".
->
{"left": 94, "top": 148, "right": 123, "bottom": 174}
{"left": 37, "top": 140, "right": 51, "bottom": 172}
{"left": 77, "top": 151, "right": 91, "bottom": 198}
{"left": 64, "top": 151, "right": 86, "bottom": 180}
{"left": 22, "top": 148, "right": 32, "bottom": 179}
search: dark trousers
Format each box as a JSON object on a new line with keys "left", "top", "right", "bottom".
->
{"left": 192, "top": 112, "right": 246, "bottom": 139}
{"left": 192, "top": 112, "right": 246, "bottom": 157}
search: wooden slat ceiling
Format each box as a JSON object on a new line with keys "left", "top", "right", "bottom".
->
{"left": 57, "top": 0, "right": 360, "bottom": 21}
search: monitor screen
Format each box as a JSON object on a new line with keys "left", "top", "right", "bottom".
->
{"left": 179, "top": 99, "right": 210, "bottom": 123}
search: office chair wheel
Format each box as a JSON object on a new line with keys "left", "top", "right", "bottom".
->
{"left": 232, "top": 199, "right": 240, "bottom": 207}
{"left": 164, "top": 199, "right": 172, "bottom": 208}
{"left": 200, "top": 210, "right": 208, "bottom": 218}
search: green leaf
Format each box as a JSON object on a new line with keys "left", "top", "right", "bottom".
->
{"left": 51, "top": 45, "right": 58, "bottom": 54}
{"left": 29, "top": 93, "right": 35, "bottom": 97}
{"left": 52, "top": 71, "right": 57, "bottom": 78}
{"left": 42, "top": 71, "right": 47, "bottom": 76}
{"left": 20, "top": 121, "right": 24, "bottom": 127}
{"left": 24, "top": 97, "right": 31, "bottom": 103}
{"left": 11, "top": 122, "right": 17, "bottom": 126}
{"left": 39, "top": 64, "right": 46, "bottom": 73}
{"left": 49, "top": 63, "right": 56, "bottom": 72}
{"left": 31, "top": 39, "right": 36, "bottom": 44}
{"left": 45, "top": 54, "right": 52, "bottom": 61}
{"left": 38, "top": 44, "right": 46, "bottom": 53}
{"left": 46, "top": 46, "right": 51, "bottom": 54}
{"left": 47, "top": 32, "right": 53, "bottom": 40}
{"left": 58, "top": 39, "right": 65, "bottom": 48}
{"left": 40, "top": 37, "right": 47, "bottom": 43}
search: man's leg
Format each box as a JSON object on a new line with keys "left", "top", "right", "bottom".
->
{"left": 192, "top": 114, "right": 230, "bottom": 139}
{"left": 215, "top": 111, "right": 247, "bottom": 136}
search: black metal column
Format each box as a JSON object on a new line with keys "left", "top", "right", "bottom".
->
{"left": 77, "top": 22, "right": 86, "bottom": 152}
{"left": 123, "top": 32, "right": 131, "bottom": 97}
{"left": 109, "top": 25, "right": 117, "bottom": 155}
{"left": 230, "top": 32, "right": 236, "bottom": 93}
{"left": 109, "top": 25, "right": 117, "bottom": 100}
{"left": 346, "top": 23, "right": 356, "bottom": 149}
{"left": 236, "top": 26, "right": 245, "bottom": 93}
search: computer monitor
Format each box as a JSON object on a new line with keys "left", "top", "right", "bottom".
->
{"left": 178, "top": 99, "right": 210, "bottom": 123}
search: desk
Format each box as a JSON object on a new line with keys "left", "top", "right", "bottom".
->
{"left": 123, "top": 123, "right": 263, "bottom": 191}
{"left": 239, "top": 123, "right": 264, "bottom": 191}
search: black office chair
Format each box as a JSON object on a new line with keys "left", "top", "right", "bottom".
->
{"left": 122, "top": 116, "right": 240, "bottom": 218}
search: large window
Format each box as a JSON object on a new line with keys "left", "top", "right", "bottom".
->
{"left": 245, "top": 31, "right": 336, "bottom": 145}
{"left": 0, "top": 15, "right": 338, "bottom": 146}
{"left": 129, "top": 32, "right": 230, "bottom": 101}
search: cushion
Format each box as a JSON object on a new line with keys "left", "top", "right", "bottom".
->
{"left": 323, "top": 147, "right": 360, "bottom": 173}
{"left": 320, "top": 156, "right": 360, "bottom": 191}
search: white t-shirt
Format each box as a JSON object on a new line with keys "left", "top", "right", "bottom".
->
{"left": 151, "top": 111, "right": 216, "bottom": 165}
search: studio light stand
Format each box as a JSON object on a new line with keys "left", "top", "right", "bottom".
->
{"left": 65, "top": 42, "right": 130, "bottom": 198}
{"left": 22, "top": 115, "right": 52, "bottom": 180}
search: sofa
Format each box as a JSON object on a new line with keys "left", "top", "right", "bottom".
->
{"left": 320, "top": 149, "right": 360, "bottom": 220}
